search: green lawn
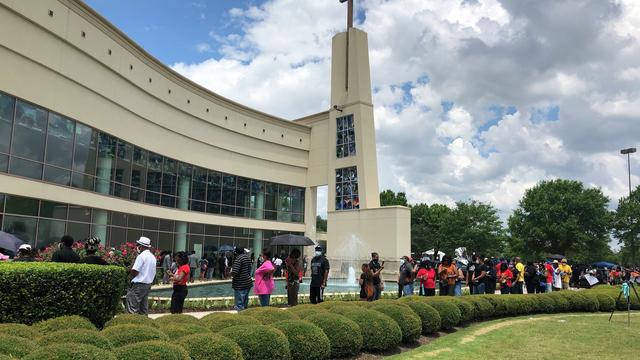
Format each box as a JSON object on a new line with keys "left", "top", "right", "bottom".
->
{"left": 391, "top": 312, "right": 640, "bottom": 359}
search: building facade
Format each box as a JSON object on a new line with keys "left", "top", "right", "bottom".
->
{"left": 0, "top": 0, "right": 409, "bottom": 260}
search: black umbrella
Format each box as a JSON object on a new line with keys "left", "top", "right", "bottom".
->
{"left": 269, "top": 234, "right": 315, "bottom": 246}
{"left": 0, "top": 231, "right": 23, "bottom": 254}
{"left": 548, "top": 254, "right": 566, "bottom": 260}
{"left": 218, "top": 244, "right": 235, "bottom": 252}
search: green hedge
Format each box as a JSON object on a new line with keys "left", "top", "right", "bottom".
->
{"left": 105, "top": 314, "right": 158, "bottom": 328}
{"left": 38, "top": 329, "right": 112, "bottom": 350}
{"left": 370, "top": 303, "right": 422, "bottom": 343}
{"left": 112, "top": 340, "right": 190, "bottom": 360}
{"left": 449, "top": 298, "right": 477, "bottom": 322}
{"left": 0, "top": 335, "right": 35, "bottom": 358}
{"left": 219, "top": 325, "right": 291, "bottom": 360}
{"left": 36, "top": 315, "right": 97, "bottom": 334}
{"left": 272, "top": 320, "right": 331, "bottom": 360}
{"left": 339, "top": 307, "right": 402, "bottom": 352}
{"left": 176, "top": 333, "right": 244, "bottom": 360}
{"left": 305, "top": 313, "right": 363, "bottom": 358}
{"left": 0, "top": 263, "right": 126, "bottom": 327}
{"left": 0, "top": 323, "right": 38, "bottom": 339}
{"left": 158, "top": 323, "right": 211, "bottom": 341}
{"left": 286, "top": 304, "right": 328, "bottom": 319}
{"left": 398, "top": 300, "right": 442, "bottom": 335}
{"left": 154, "top": 314, "right": 200, "bottom": 327}
{"left": 200, "top": 313, "right": 261, "bottom": 332}
{"left": 23, "top": 343, "right": 116, "bottom": 360}
{"left": 238, "top": 307, "right": 298, "bottom": 324}
{"left": 422, "top": 299, "right": 461, "bottom": 330}
{"left": 101, "top": 324, "right": 169, "bottom": 347}
{"left": 462, "top": 297, "right": 495, "bottom": 319}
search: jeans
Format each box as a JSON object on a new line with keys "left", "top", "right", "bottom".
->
{"left": 126, "top": 283, "right": 152, "bottom": 315}
{"left": 170, "top": 285, "right": 188, "bottom": 314}
{"left": 474, "top": 282, "right": 486, "bottom": 295}
{"left": 402, "top": 283, "right": 414, "bottom": 296}
{"left": 234, "top": 288, "right": 251, "bottom": 311}
{"left": 546, "top": 282, "right": 553, "bottom": 293}
{"left": 373, "top": 283, "right": 382, "bottom": 300}
{"left": 310, "top": 286, "right": 323, "bottom": 304}
{"left": 454, "top": 282, "right": 462, "bottom": 296}
{"left": 258, "top": 294, "right": 271, "bottom": 307}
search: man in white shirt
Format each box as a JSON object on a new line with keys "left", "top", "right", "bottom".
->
{"left": 125, "top": 237, "right": 157, "bottom": 315}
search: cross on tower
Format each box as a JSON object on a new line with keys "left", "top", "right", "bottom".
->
{"left": 339, "top": 0, "right": 354, "bottom": 29}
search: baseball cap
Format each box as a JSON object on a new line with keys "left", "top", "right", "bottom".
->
{"left": 553, "top": 260, "right": 559, "bottom": 264}
{"left": 18, "top": 244, "right": 32, "bottom": 251}
{"left": 136, "top": 237, "right": 152, "bottom": 247}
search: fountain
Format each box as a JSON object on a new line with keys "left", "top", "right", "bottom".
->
{"left": 347, "top": 266, "right": 356, "bottom": 285}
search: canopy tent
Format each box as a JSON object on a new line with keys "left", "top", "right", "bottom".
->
{"left": 591, "top": 261, "right": 617, "bottom": 268}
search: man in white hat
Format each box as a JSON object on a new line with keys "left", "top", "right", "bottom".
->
{"left": 14, "top": 244, "right": 34, "bottom": 262}
{"left": 125, "top": 237, "right": 157, "bottom": 315}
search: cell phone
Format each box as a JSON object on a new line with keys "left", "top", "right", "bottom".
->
{"left": 381, "top": 261, "right": 385, "bottom": 266}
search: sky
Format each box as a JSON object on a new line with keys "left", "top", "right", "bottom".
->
{"left": 85, "top": 0, "right": 640, "bottom": 224}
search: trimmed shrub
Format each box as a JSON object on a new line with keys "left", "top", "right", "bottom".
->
{"left": 317, "top": 301, "right": 357, "bottom": 310}
{"left": 0, "top": 263, "right": 126, "bottom": 327}
{"left": 200, "top": 313, "right": 261, "bottom": 332}
{"left": 563, "top": 293, "right": 598, "bottom": 312}
{"left": 154, "top": 314, "right": 200, "bottom": 327}
{"left": 105, "top": 314, "right": 158, "bottom": 328}
{"left": 306, "top": 313, "right": 363, "bottom": 358}
{"left": 102, "top": 324, "right": 169, "bottom": 347}
{"left": 0, "top": 335, "right": 36, "bottom": 358}
{"left": 505, "top": 295, "right": 533, "bottom": 315}
{"left": 0, "top": 355, "right": 14, "bottom": 360}
{"left": 272, "top": 320, "right": 331, "bottom": 360}
{"left": 546, "top": 293, "right": 571, "bottom": 312}
{"left": 422, "top": 299, "right": 461, "bottom": 330}
{"left": 219, "top": 325, "right": 291, "bottom": 360}
{"left": 112, "top": 340, "right": 189, "bottom": 360}
{"left": 400, "top": 300, "right": 441, "bottom": 335}
{"left": 36, "top": 315, "right": 96, "bottom": 334}
{"left": 327, "top": 304, "right": 360, "bottom": 315}
{"left": 340, "top": 307, "right": 402, "bottom": 352}
{"left": 239, "top": 307, "right": 298, "bottom": 324}
{"left": 531, "top": 294, "right": 556, "bottom": 313}
{"left": 370, "top": 303, "right": 421, "bottom": 343}
{"left": 23, "top": 343, "right": 115, "bottom": 360}
{"left": 594, "top": 294, "right": 615, "bottom": 312}
{"left": 38, "top": 329, "right": 112, "bottom": 350}
{"left": 287, "top": 304, "right": 328, "bottom": 319}
{"left": 588, "top": 285, "right": 640, "bottom": 310}
{"left": 158, "top": 323, "right": 211, "bottom": 341}
{"left": 449, "top": 298, "right": 477, "bottom": 322}
{"left": 462, "top": 297, "right": 495, "bottom": 319}
{"left": 0, "top": 323, "right": 38, "bottom": 339}
{"left": 176, "top": 333, "right": 244, "bottom": 360}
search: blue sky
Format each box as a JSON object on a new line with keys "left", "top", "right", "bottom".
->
{"left": 85, "top": 0, "right": 258, "bottom": 64}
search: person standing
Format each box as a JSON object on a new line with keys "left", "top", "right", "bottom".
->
{"left": 51, "top": 235, "right": 80, "bottom": 263}
{"left": 511, "top": 256, "right": 524, "bottom": 294}
{"left": 369, "top": 252, "right": 385, "bottom": 300}
{"left": 126, "top": 237, "right": 157, "bottom": 315}
{"left": 471, "top": 257, "right": 488, "bottom": 295}
{"left": 188, "top": 251, "right": 198, "bottom": 283}
{"left": 544, "top": 260, "right": 554, "bottom": 293}
{"left": 285, "top": 248, "right": 303, "bottom": 306}
{"left": 359, "top": 263, "right": 374, "bottom": 301}
{"left": 524, "top": 261, "right": 538, "bottom": 294}
{"left": 485, "top": 258, "right": 497, "bottom": 295}
{"left": 254, "top": 249, "right": 275, "bottom": 307}
{"left": 161, "top": 251, "right": 172, "bottom": 284}
{"left": 438, "top": 255, "right": 457, "bottom": 296}
{"left": 14, "top": 244, "right": 35, "bottom": 262}
{"left": 398, "top": 256, "right": 414, "bottom": 297}
{"left": 273, "top": 256, "right": 283, "bottom": 277}
{"left": 310, "top": 246, "right": 330, "bottom": 304}
{"left": 168, "top": 252, "right": 190, "bottom": 314}
{"left": 231, "top": 246, "right": 253, "bottom": 311}
{"left": 82, "top": 237, "right": 107, "bottom": 265}
{"left": 558, "top": 259, "right": 572, "bottom": 290}
{"left": 499, "top": 263, "right": 513, "bottom": 294}
{"left": 218, "top": 254, "right": 227, "bottom": 280}
{"left": 199, "top": 255, "right": 209, "bottom": 281}
{"left": 207, "top": 253, "right": 216, "bottom": 279}
{"left": 417, "top": 261, "right": 436, "bottom": 296}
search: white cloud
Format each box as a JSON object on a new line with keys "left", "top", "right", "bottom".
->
{"left": 195, "top": 43, "right": 212, "bottom": 53}
{"left": 171, "top": 0, "right": 640, "bottom": 220}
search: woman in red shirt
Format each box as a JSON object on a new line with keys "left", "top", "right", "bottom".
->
{"left": 499, "top": 263, "right": 513, "bottom": 295}
{"left": 168, "top": 252, "right": 190, "bottom": 314}
{"left": 417, "top": 261, "right": 436, "bottom": 296}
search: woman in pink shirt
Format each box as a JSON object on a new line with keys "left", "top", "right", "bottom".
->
{"left": 417, "top": 261, "right": 437, "bottom": 296}
{"left": 254, "top": 249, "right": 275, "bottom": 306}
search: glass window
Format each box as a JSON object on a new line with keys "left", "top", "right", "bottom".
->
{"left": 126, "top": 228, "right": 143, "bottom": 243}
{"left": 264, "top": 183, "right": 277, "bottom": 211}
{"left": 204, "top": 236, "right": 219, "bottom": 253}
{"left": 146, "top": 152, "right": 162, "bottom": 193}
{"left": 0, "top": 154, "right": 8, "bottom": 173}
{"left": 67, "top": 222, "right": 91, "bottom": 242}
{"left": 205, "top": 225, "right": 219, "bottom": 236}
{"left": 159, "top": 219, "right": 174, "bottom": 232}
{"left": 12, "top": 100, "right": 47, "bottom": 161}
{"left": 206, "top": 203, "right": 220, "bottom": 214}
{"left": 9, "top": 157, "right": 43, "bottom": 180}
{"left": 158, "top": 232, "right": 174, "bottom": 252}
{"left": 72, "top": 123, "right": 97, "bottom": 175}
{"left": 143, "top": 217, "right": 159, "bottom": 230}
{"left": 190, "top": 200, "right": 205, "bottom": 212}
{"left": 40, "top": 200, "right": 67, "bottom": 219}
{"left": 113, "top": 183, "right": 130, "bottom": 199}
{"left": 68, "top": 205, "right": 91, "bottom": 222}
{"left": 71, "top": 172, "right": 95, "bottom": 191}
{"left": 189, "top": 223, "right": 204, "bottom": 234}
{"left": 145, "top": 191, "right": 160, "bottom": 205}
{"left": 335, "top": 166, "right": 359, "bottom": 210}
{"left": 336, "top": 114, "right": 356, "bottom": 158}
{"left": 207, "top": 171, "right": 221, "bottom": 203}
{"left": 114, "top": 140, "right": 132, "bottom": 186}
{"left": 162, "top": 157, "right": 177, "bottom": 196}
{"left": 95, "top": 133, "right": 115, "bottom": 194}
{"left": 109, "top": 226, "right": 126, "bottom": 248}
{"left": 236, "top": 177, "right": 251, "bottom": 210}
{"left": 131, "top": 146, "right": 147, "bottom": 191}
{"left": 110, "top": 212, "right": 127, "bottom": 227}
{"left": 0, "top": 194, "right": 4, "bottom": 212}
{"left": 191, "top": 167, "right": 207, "bottom": 201}
{"left": 43, "top": 165, "right": 71, "bottom": 186}
{"left": 45, "top": 113, "right": 75, "bottom": 168}
{"left": 5, "top": 195, "right": 38, "bottom": 216}
{"left": 130, "top": 187, "right": 145, "bottom": 202}
{"left": 221, "top": 175, "right": 236, "bottom": 206}
{"left": 128, "top": 215, "right": 143, "bottom": 229}
{"left": 161, "top": 195, "right": 176, "bottom": 208}
{"left": 37, "top": 218, "right": 66, "bottom": 249}
{"left": 2, "top": 215, "right": 37, "bottom": 246}
{"left": 0, "top": 93, "right": 15, "bottom": 154}
{"left": 188, "top": 234, "right": 204, "bottom": 254}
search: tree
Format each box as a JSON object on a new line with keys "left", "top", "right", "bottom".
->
{"left": 448, "top": 200, "right": 505, "bottom": 256}
{"left": 316, "top": 215, "right": 327, "bottom": 232}
{"left": 612, "top": 186, "right": 640, "bottom": 266}
{"left": 508, "top": 179, "right": 612, "bottom": 263}
{"left": 411, "top": 203, "right": 454, "bottom": 256}
{"left": 380, "top": 189, "right": 408, "bottom": 207}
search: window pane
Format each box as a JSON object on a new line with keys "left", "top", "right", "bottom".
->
{"left": 206, "top": 171, "right": 221, "bottom": 203}
{"left": 162, "top": 158, "right": 177, "bottom": 195}
{"left": 96, "top": 133, "right": 115, "bottom": 194}
{"left": 113, "top": 183, "right": 130, "bottom": 199}
{"left": 67, "top": 222, "right": 91, "bottom": 243}
{"left": 37, "top": 218, "right": 66, "bottom": 250}
{"left": 109, "top": 226, "right": 126, "bottom": 248}
{"left": 191, "top": 200, "right": 205, "bottom": 212}
{"left": 191, "top": 167, "right": 207, "bottom": 201}
{"left": 161, "top": 195, "right": 176, "bottom": 208}
{"left": 39, "top": 200, "right": 67, "bottom": 219}
{"left": 114, "top": 140, "right": 132, "bottom": 186}
{"left": 145, "top": 191, "right": 161, "bottom": 205}
{"left": 189, "top": 223, "right": 204, "bottom": 234}
{"left": 43, "top": 165, "right": 71, "bottom": 186}
{"left": 68, "top": 205, "right": 91, "bottom": 222}
{"left": 45, "top": 113, "right": 74, "bottom": 168}
{"left": 131, "top": 147, "right": 147, "bottom": 188}
{"left": 158, "top": 232, "right": 174, "bottom": 252}
{"left": 72, "top": 123, "right": 97, "bottom": 175}
{"left": 0, "top": 194, "right": 4, "bottom": 212}
{"left": 110, "top": 212, "right": 127, "bottom": 227}
{"left": 9, "top": 157, "right": 43, "bottom": 180}
{"left": 71, "top": 172, "right": 95, "bottom": 191}
{"left": 128, "top": 214, "right": 142, "bottom": 229}
{"left": 206, "top": 203, "right": 220, "bottom": 214}
{"left": 0, "top": 154, "right": 7, "bottom": 173}
{"left": 146, "top": 152, "right": 162, "bottom": 193}
{"left": 221, "top": 175, "right": 236, "bottom": 205}
{"left": 143, "top": 217, "right": 159, "bottom": 230}
{"left": 5, "top": 195, "right": 38, "bottom": 216}
{"left": 12, "top": 101, "right": 47, "bottom": 161}
{"left": 130, "top": 187, "right": 144, "bottom": 202}
{"left": 0, "top": 93, "right": 15, "bottom": 154}
{"left": 2, "top": 215, "right": 37, "bottom": 247}
{"left": 126, "top": 228, "right": 142, "bottom": 243}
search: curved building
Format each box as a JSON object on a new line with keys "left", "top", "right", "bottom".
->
{"left": 0, "top": 0, "right": 409, "bottom": 262}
